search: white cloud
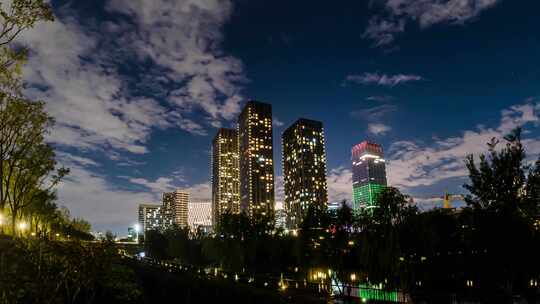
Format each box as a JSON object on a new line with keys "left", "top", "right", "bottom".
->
{"left": 346, "top": 72, "right": 424, "bottom": 87}
{"left": 55, "top": 154, "right": 213, "bottom": 233}
{"left": 185, "top": 182, "right": 212, "bottom": 201}
{"left": 18, "top": 0, "right": 247, "bottom": 155}
{"left": 105, "top": 0, "right": 246, "bottom": 122}
{"left": 366, "top": 95, "right": 395, "bottom": 102}
{"left": 14, "top": 2, "right": 244, "bottom": 232}
{"left": 273, "top": 117, "right": 285, "bottom": 127}
{"left": 19, "top": 18, "right": 176, "bottom": 153}
{"left": 365, "top": 0, "right": 501, "bottom": 47}
{"left": 55, "top": 158, "right": 156, "bottom": 233}
{"left": 129, "top": 176, "right": 211, "bottom": 201}
{"left": 351, "top": 104, "right": 398, "bottom": 121}
{"left": 326, "top": 167, "right": 353, "bottom": 203}
{"left": 368, "top": 123, "right": 392, "bottom": 135}
{"left": 129, "top": 177, "right": 178, "bottom": 194}
{"left": 56, "top": 152, "right": 101, "bottom": 167}
{"left": 363, "top": 16, "right": 405, "bottom": 47}
{"left": 387, "top": 101, "right": 540, "bottom": 189}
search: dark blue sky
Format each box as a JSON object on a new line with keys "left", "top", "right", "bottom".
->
{"left": 18, "top": 0, "right": 540, "bottom": 233}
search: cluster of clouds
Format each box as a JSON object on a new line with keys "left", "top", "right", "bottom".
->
{"left": 56, "top": 154, "right": 212, "bottom": 230}
{"left": 387, "top": 101, "right": 540, "bottom": 188}
{"left": 368, "top": 123, "right": 393, "bottom": 136}
{"left": 346, "top": 72, "right": 424, "bottom": 87}
{"left": 15, "top": 0, "right": 245, "bottom": 232}
{"left": 19, "top": 0, "right": 245, "bottom": 155}
{"left": 345, "top": 72, "right": 424, "bottom": 136}
{"left": 364, "top": 0, "right": 502, "bottom": 47}
{"left": 351, "top": 100, "right": 398, "bottom": 137}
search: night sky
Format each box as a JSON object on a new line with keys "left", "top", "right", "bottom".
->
{"left": 17, "top": 0, "right": 540, "bottom": 234}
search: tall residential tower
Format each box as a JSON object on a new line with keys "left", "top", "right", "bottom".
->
{"left": 238, "top": 101, "right": 275, "bottom": 218}
{"left": 163, "top": 190, "right": 189, "bottom": 228}
{"left": 211, "top": 128, "right": 240, "bottom": 228}
{"left": 282, "top": 118, "right": 328, "bottom": 228}
{"left": 138, "top": 204, "right": 163, "bottom": 232}
{"left": 351, "top": 141, "right": 387, "bottom": 212}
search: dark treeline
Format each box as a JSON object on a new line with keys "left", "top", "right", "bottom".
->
{"left": 145, "top": 130, "right": 540, "bottom": 302}
{"left": 0, "top": 237, "right": 141, "bottom": 303}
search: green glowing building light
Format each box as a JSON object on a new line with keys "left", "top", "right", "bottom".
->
{"left": 353, "top": 182, "right": 386, "bottom": 211}
{"left": 358, "top": 284, "right": 399, "bottom": 302}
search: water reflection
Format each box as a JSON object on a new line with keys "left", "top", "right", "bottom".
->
{"left": 135, "top": 256, "right": 407, "bottom": 303}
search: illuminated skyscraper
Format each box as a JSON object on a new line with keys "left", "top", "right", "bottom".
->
{"left": 275, "top": 209, "right": 287, "bottom": 230}
{"left": 138, "top": 203, "right": 163, "bottom": 231}
{"left": 163, "top": 190, "right": 189, "bottom": 228}
{"left": 212, "top": 128, "right": 240, "bottom": 228}
{"left": 188, "top": 201, "right": 212, "bottom": 232}
{"left": 351, "top": 141, "right": 387, "bottom": 212}
{"left": 282, "top": 118, "right": 328, "bottom": 228}
{"left": 238, "top": 101, "right": 275, "bottom": 218}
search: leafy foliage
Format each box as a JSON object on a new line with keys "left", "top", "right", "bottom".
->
{"left": 0, "top": 0, "right": 69, "bottom": 237}
{"left": 0, "top": 0, "right": 54, "bottom": 92}
{"left": 0, "top": 238, "right": 141, "bottom": 303}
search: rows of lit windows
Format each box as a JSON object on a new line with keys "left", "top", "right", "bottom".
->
{"left": 212, "top": 129, "right": 240, "bottom": 227}
{"left": 239, "top": 102, "right": 274, "bottom": 218}
{"left": 282, "top": 119, "right": 328, "bottom": 228}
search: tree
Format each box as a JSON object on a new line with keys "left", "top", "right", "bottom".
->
{"left": 355, "top": 187, "right": 418, "bottom": 288}
{"left": 23, "top": 188, "right": 57, "bottom": 234}
{"left": 70, "top": 217, "right": 91, "bottom": 234}
{"left": 524, "top": 158, "right": 540, "bottom": 218}
{"left": 335, "top": 200, "right": 354, "bottom": 231}
{"left": 464, "top": 128, "right": 535, "bottom": 217}
{"left": 372, "top": 187, "right": 418, "bottom": 227}
{"left": 0, "top": 0, "right": 54, "bottom": 92}
{"left": 463, "top": 129, "right": 538, "bottom": 298}
{"left": 1, "top": 0, "right": 61, "bottom": 236}
{"left": 145, "top": 229, "right": 169, "bottom": 260}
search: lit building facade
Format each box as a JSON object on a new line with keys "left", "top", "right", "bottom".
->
{"left": 282, "top": 118, "right": 328, "bottom": 228}
{"left": 275, "top": 208, "right": 287, "bottom": 230}
{"left": 163, "top": 190, "right": 189, "bottom": 228}
{"left": 351, "top": 141, "right": 387, "bottom": 212}
{"left": 238, "top": 101, "right": 275, "bottom": 218}
{"left": 138, "top": 204, "right": 163, "bottom": 231}
{"left": 211, "top": 128, "right": 240, "bottom": 228}
{"left": 327, "top": 201, "right": 342, "bottom": 213}
{"left": 188, "top": 201, "right": 212, "bottom": 232}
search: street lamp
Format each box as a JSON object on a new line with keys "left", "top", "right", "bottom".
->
{"left": 18, "top": 221, "right": 28, "bottom": 232}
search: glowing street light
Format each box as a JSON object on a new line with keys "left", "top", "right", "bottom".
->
{"left": 17, "top": 221, "right": 28, "bottom": 231}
